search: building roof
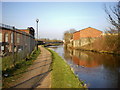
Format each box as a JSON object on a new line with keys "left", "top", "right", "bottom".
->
{"left": 80, "top": 27, "right": 102, "bottom": 32}
{"left": 73, "top": 27, "right": 103, "bottom": 40}
{"left": 0, "top": 23, "right": 17, "bottom": 30}
{"left": 74, "top": 27, "right": 102, "bottom": 33}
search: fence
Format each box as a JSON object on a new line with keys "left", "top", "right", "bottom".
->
{"left": 0, "top": 23, "right": 36, "bottom": 71}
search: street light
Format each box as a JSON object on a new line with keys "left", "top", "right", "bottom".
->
{"left": 36, "top": 19, "right": 39, "bottom": 50}
{"left": 36, "top": 19, "right": 39, "bottom": 39}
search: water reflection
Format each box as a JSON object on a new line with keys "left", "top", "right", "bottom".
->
{"left": 65, "top": 47, "right": 119, "bottom": 69}
{"left": 49, "top": 45, "right": 120, "bottom": 88}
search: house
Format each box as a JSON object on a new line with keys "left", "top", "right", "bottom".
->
{"left": 73, "top": 27, "right": 102, "bottom": 47}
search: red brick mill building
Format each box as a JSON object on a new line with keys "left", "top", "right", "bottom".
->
{"left": 72, "top": 27, "right": 102, "bottom": 48}
{"left": 0, "top": 23, "right": 35, "bottom": 56}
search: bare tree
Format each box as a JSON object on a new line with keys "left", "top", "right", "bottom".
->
{"left": 64, "top": 28, "right": 76, "bottom": 44}
{"left": 104, "top": 1, "right": 120, "bottom": 51}
{"left": 104, "top": 1, "right": 120, "bottom": 32}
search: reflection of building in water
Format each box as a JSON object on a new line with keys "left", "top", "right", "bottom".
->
{"left": 64, "top": 47, "right": 119, "bottom": 69}
{"left": 72, "top": 49, "right": 100, "bottom": 68}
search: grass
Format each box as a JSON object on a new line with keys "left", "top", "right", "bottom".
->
{"left": 48, "top": 48, "right": 85, "bottom": 88}
{"left": 2, "top": 47, "right": 40, "bottom": 88}
{"left": 2, "top": 49, "right": 32, "bottom": 71}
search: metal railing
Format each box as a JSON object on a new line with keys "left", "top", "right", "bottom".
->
{"left": 0, "top": 23, "right": 15, "bottom": 30}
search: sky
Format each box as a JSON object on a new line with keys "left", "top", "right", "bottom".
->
{"left": 1, "top": 1, "right": 117, "bottom": 40}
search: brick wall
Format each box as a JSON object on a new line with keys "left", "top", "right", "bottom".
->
{"left": 73, "top": 27, "right": 102, "bottom": 40}
{"left": 0, "top": 27, "right": 35, "bottom": 56}
{"left": 19, "top": 27, "right": 35, "bottom": 37}
{"left": 73, "top": 31, "right": 80, "bottom": 40}
{"left": 19, "top": 29, "right": 29, "bottom": 34}
{"left": 73, "top": 27, "right": 102, "bottom": 47}
{"left": 79, "top": 27, "right": 102, "bottom": 38}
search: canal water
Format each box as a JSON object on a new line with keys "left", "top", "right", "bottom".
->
{"left": 49, "top": 45, "right": 120, "bottom": 88}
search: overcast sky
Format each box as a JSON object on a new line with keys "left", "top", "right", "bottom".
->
{"left": 2, "top": 2, "right": 117, "bottom": 40}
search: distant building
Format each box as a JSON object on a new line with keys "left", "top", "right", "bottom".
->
{"left": 19, "top": 27, "right": 35, "bottom": 37}
{"left": 73, "top": 27, "right": 102, "bottom": 47}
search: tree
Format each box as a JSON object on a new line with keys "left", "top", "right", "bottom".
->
{"left": 63, "top": 28, "right": 76, "bottom": 44}
{"left": 104, "top": 1, "right": 120, "bottom": 32}
{"left": 104, "top": 1, "right": 120, "bottom": 52}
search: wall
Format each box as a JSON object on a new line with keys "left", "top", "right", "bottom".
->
{"left": 1, "top": 26, "right": 36, "bottom": 71}
{"left": 73, "top": 31, "right": 80, "bottom": 40}
{"left": 79, "top": 27, "right": 102, "bottom": 38}
{"left": 0, "top": 26, "right": 36, "bottom": 57}
{"left": 73, "top": 27, "right": 102, "bottom": 48}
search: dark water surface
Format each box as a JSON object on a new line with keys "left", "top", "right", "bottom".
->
{"left": 49, "top": 45, "right": 120, "bottom": 88}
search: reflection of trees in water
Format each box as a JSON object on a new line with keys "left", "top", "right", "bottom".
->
{"left": 64, "top": 48, "right": 120, "bottom": 69}
{"left": 102, "top": 55, "right": 120, "bottom": 71}
{"left": 64, "top": 47, "right": 72, "bottom": 61}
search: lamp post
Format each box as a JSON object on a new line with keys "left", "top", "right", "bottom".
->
{"left": 12, "top": 26, "right": 15, "bottom": 65}
{"left": 36, "top": 19, "right": 39, "bottom": 50}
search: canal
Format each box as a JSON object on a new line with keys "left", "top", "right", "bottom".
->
{"left": 49, "top": 45, "right": 120, "bottom": 88}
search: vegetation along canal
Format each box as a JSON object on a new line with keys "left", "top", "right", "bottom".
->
{"left": 49, "top": 45, "right": 120, "bottom": 88}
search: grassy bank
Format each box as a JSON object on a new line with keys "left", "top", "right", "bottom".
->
{"left": 2, "top": 47, "right": 40, "bottom": 88}
{"left": 48, "top": 49, "right": 85, "bottom": 88}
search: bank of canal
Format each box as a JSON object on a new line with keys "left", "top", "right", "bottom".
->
{"left": 49, "top": 45, "right": 120, "bottom": 88}
{"left": 47, "top": 48, "right": 85, "bottom": 88}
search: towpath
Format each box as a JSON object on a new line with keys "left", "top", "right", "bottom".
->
{"left": 11, "top": 46, "right": 52, "bottom": 88}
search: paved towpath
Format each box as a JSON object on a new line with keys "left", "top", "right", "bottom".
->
{"left": 11, "top": 46, "right": 52, "bottom": 88}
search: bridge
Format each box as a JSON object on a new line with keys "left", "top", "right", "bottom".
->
{"left": 37, "top": 41, "right": 63, "bottom": 46}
